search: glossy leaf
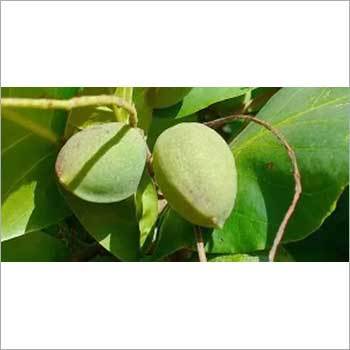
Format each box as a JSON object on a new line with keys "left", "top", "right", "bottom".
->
{"left": 1, "top": 231, "right": 70, "bottom": 262}
{"left": 209, "top": 254, "right": 260, "bottom": 262}
{"left": 209, "top": 87, "right": 350, "bottom": 253}
{"left": 147, "top": 87, "right": 192, "bottom": 109}
{"left": 135, "top": 171, "right": 158, "bottom": 248}
{"left": 1, "top": 87, "right": 78, "bottom": 241}
{"left": 211, "top": 87, "right": 280, "bottom": 116}
{"left": 113, "top": 87, "right": 133, "bottom": 123}
{"left": 151, "top": 207, "right": 210, "bottom": 261}
{"left": 152, "top": 207, "right": 296, "bottom": 261}
{"left": 154, "top": 87, "right": 252, "bottom": 119}
{"left": 62, "top": 190, "right": 140, "bottom": 261}
{"left": 208, "top": 247, "right": 294, "bottom": 262}
{"left": 133, "top": 87, "right": 153, "bottom": 133}
{"left": 151, "top": 207, "right": 194, "bottom": 260}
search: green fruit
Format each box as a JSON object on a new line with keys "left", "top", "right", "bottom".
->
{"left": 56, "top": 122, "right": 147, "bottom": 203}
{"left": 147, "top": 87, "right": 192, "bottom": 108}
{"left": 153, "top": 122, "right": 237, "bottom": 229}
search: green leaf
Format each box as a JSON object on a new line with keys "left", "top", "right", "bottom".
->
{"left": 1, "top": 87, "right": 78, "bottom": 241}
{"left": 1, "top": 230, "right": 70, "bottom": 262}
{"left": 211, "top": 87, "right": 280, "bottom": 116}
{"left": 135, "top": 171, "right": 158, "bottom": 248}
{"left": 133, "top": 87, "right": 153, "bottom": 133}
{"left": 152, "top": 208, "right": 295, "bottom": 261}
{"left": 151, "top": 207, "right": 194, "bottom": 260}
{"left": 112, "top": 87, "right": 133, "bottom": 123}
{"left": 209, "top": 87, "right": 350, "bottom": 254}
{"left": 154, "top": 87, "right": 252, "bottom": 119}
{"left": 209, "top": 254, "right": 260, "bottom": 262}
{"left": 193, "top": 88, "right": 277, "bottom": 143}
{"left": 208, "top": 247, "right": 294, "bottom": 262}
{"left": 147, "top": 88, "right": 192, "bottom": 109}
{"left": 62, "top": 190, "right": 140, "bottom": 261}
{"left": 286, "top": 187, "right": 349, "bottom": 262}
{"left": 151, "top": 207, "right": 211, "bottom": 261}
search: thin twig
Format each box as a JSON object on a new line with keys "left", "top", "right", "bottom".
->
{"left": 1, "top": 95, "right": 138, "bottom": 127}
{"left": 194, "top": 226, "right": 207, "bottom": 262}
{"left": 205, "top": 114, "right": 302, "bottom": 262}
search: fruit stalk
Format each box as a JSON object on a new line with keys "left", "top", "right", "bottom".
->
{"left": 205, "top": 114, "right": 302, "bottom": 262}
{"left": 194, "top": 226, "right": 207, "bottom": 262}
{"left": 1, "top": 94, "right": 138, "bottom": 127}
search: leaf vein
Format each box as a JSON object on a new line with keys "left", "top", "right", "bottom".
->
{"left": 1, "top": 133, "right": 32, "bottom": 156}
{"left": 233, "top": 94, "right": 349, "bottom": 154}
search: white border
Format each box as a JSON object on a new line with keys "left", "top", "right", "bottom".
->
{"left": 1, "top": 1, "right": 349, "bottom": 349}
{"left": 1, "top": 263, "right": 349, "bottom": 349}
{"left": 1, "top": 1, "right": 349, "bottom": 86}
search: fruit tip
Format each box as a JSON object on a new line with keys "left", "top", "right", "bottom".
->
{"left": 211, "top": 217, "right": 224, "bottom": 229}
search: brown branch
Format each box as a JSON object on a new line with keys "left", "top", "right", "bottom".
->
{"left": 194, "top": 226, "right": 207, "bottom": 262}
{"left": 205, "top": 114, "right": 302, "bottom": 262}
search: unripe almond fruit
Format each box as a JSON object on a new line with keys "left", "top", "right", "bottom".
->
{"left": 55, "top": 122, "right": 147, "bottom": 203}
{"left": 153, "top": 122, "right": 237, "bottom": 228}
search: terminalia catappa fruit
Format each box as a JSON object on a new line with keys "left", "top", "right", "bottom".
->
{"left": 55, "top": 122, "right": 147, "bottom": 203}
{"left": 153, "top": 122, "right": 237, "bottom": 228}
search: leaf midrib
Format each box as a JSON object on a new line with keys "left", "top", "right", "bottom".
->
{"left": 232, "top": 94, "right": 350, "bottom": 155}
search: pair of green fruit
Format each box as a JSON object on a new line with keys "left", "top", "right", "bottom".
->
{"left": 56, "top": 121, "right": 237, "bottom": 229}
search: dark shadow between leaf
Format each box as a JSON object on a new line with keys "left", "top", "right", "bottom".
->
{"left": 286, "top": 187, "right": 349, "bottom": 262}
{"left": 58, "top": 188, "right": 141, "bottom": 261}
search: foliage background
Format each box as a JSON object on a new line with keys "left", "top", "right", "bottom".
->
{"left": 1, "top": 87, "right": 349, "bottom": 262}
